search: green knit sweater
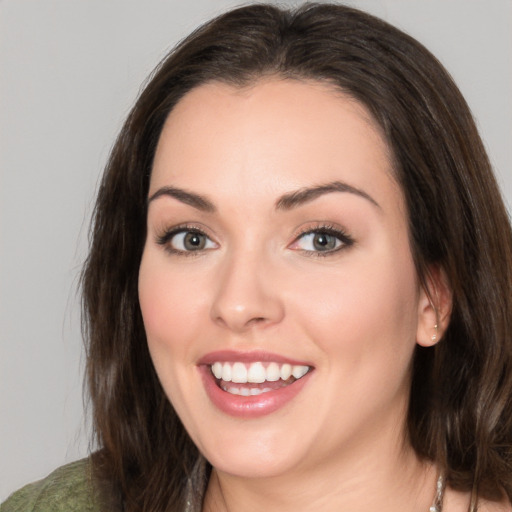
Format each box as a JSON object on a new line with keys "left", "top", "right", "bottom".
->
{"left": 1, "top": 459, "right": 100, "bottom": 512}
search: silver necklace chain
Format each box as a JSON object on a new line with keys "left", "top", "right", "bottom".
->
{"left": 430, "top": 474, "right": 445, "bottom": 512}
{"left": 187, "top": 471, "right": 447, "bottom": 511}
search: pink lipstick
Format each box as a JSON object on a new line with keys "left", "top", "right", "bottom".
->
{"left": 198, "top": 351, "right": 313, "bottom": 418}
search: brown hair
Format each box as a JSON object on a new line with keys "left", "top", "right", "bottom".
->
{"left": 81, "top": 3, "right": 512, "bottom": 510}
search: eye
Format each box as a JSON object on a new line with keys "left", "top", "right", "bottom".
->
{"left": 290, "top": 226, "right": 353, "bottom": 255}
{"left": 299, "top": 232, "right": 340, "bottom": 251}
{"left": 157, "top": 227, "right": 217, "bottom": 254}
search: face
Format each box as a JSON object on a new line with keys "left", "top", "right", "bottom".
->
{"left": 139, "top": 79, "right": 432, "bottom": 479}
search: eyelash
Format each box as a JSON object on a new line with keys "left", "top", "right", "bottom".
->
{"left": 156, "top": 224, "right": 216, "bottom": 257}
{"left": 291, "top": 224, "right": 354, "bottom": 257}
{"left": 155, "top": 223, "right": 354, "bottom": 257}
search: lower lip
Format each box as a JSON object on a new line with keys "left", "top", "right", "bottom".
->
{"left": 199, "top": 366, "right": 312, "bottom": 418}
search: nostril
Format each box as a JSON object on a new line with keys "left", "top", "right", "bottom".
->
{"left": 213, "top": 314, "right": 268, "bottom": 331}
{"left": 248, "top": 317, "right": 268, "bottom": 326}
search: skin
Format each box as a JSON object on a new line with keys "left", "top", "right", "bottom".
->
{"left": 138, "top": 78, "right": 451, "bottom": 511}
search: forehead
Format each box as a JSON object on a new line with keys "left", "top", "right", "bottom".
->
{"left": 150, "top": 78, "right": 400, "bottom": 210}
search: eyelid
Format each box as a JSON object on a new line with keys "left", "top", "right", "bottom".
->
{"left": 153, "top": 221, "right": 353, "bottom": 257}
{"left": 155, "top": 223, "right": 218, "bottom": 255}
{"left": 289, "top": 222, "right": 354, "bottom": 255}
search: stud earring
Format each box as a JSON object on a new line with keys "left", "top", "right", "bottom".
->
{"left": 431, "top": 324, "right": 438, "bottom": 342}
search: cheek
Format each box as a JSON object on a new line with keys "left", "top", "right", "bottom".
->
{"left": 138, "top": 251, "right": 209, "bottom": 355}
{"left": 138, "top": 249, "right": 211, "bottom": 420}
{"left": 289, "top": 249, "right": 419, "bottom": 369}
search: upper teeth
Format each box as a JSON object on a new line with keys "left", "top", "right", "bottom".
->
{"left": 211, "top": 361, "right": 310, "bottom": 384}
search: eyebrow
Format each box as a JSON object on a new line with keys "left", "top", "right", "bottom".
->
{"left": 275, "top": 181, "right": 380, "bottom": 210}
{"left": 147, "top": 180, "right": 379, "bottom": 213}
{"left": 148, "top": 186, "right": 216, "bottom": 212}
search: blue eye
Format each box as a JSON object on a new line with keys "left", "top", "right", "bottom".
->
{"left": 292, "top": 227, "right": 353, "bottom": 254}
{"left": 157, "top": 228, "right": 216, "bottom": 254}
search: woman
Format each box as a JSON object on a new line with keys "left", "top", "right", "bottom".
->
{"left": 3, "top": 3, "right": 511, "bottom": 511}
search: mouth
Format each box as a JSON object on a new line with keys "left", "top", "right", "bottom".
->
{"left": 210, "top": 361, "right": 311, "bottom": 396}
{"left": 198, "top": 352, "right": 314, "bottom": 418}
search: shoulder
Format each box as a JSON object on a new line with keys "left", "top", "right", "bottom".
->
{"left": 1, "top": 458, "right": 101, "bottom": 512}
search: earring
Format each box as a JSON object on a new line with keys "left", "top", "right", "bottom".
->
{"left": 431, "top": 324, "right": 438, "bottom": 342}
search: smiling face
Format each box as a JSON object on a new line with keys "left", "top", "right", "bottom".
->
{"left": 138, "top": 79, "right": 434, "bottom": 479}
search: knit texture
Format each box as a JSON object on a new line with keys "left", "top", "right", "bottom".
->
{"left": 1, "top": 459, "right": 99, "bottom": 512}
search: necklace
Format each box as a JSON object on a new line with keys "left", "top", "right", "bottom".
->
{"left": 430, "top": 474, "right": 445, "bottom": 512}
{"left": 190, "top": 470, "right": 447, "bottom": 512}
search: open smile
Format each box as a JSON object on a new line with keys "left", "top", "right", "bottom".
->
{"left": 198, "top": 352, "right": 314, "bottom": 417}
{"left": 211, "top": 361, "right": 310, "bottom": 396}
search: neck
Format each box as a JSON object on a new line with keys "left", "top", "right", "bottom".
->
{"left": 202, "top": 435, "right": 438, "bottom": 512}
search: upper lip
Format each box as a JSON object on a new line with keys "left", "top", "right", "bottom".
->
{"left": 197, "top": 350, "right": 313, "bottom": 367}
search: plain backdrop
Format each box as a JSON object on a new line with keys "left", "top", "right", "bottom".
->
{"left": 1, "top": 0, "right": 511, "bottom": 502}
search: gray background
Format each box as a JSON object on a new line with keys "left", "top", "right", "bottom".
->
{"left": 1, "top": 0, "right": 511, "bottom": 502}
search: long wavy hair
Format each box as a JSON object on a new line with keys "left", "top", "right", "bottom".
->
{"left": 81, "top": 3, "right": 512, "bottom": 511}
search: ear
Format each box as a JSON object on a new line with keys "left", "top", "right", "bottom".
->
{"left": 416, "top": 265, "right": 452, "bottom": 347}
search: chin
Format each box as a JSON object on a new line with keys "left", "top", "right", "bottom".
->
{"left": 190, "top": 418, "right": 310, "bottom": 479}
{"left": 205, "top": 447, "right": 303, "bottom": 479}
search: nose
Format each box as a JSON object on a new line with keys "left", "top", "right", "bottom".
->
{"left": 210, "top": 250, "right": 285, "bottom": 332}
